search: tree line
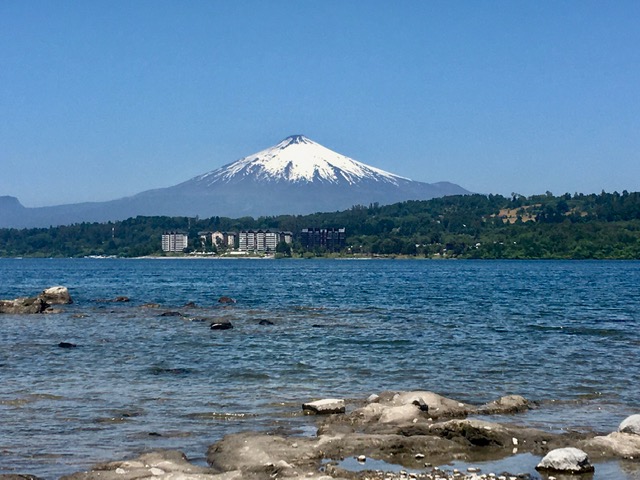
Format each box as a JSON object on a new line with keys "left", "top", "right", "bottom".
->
{"left": 1, "top": 190, "right": 639, "bottom": 259}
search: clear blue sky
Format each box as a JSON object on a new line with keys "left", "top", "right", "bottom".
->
{"left": 1, "top": 1, "right": 639, "bottom": 207}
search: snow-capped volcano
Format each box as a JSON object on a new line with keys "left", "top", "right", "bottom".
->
{"left": 193, "top": 134, "right": 408, "bottom": 186}
{"left": 0, "top": 135, "right": 470, "bottom": 228}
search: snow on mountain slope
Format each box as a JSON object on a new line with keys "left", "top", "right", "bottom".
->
{"left": 193, "top": 135, "right": 409, "bottom": 186}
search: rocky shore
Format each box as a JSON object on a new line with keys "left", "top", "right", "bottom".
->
{"left": 0, "top": 286, "right": 72, "bottom": 314}
{"left": 2, "top": 390, "right": 637, "bottom": 480}
{"left": 2, "top": 287, "right": 638, "bottom": 479}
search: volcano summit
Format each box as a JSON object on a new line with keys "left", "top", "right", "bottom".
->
{"left": 0, "top": 135, "right": 470, "bottom": 228}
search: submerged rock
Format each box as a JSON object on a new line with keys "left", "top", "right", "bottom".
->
{"left": 218, "top": 296, "right": 236, "bottom": 304}
{"left": 258, "top": 319, "right": 275, "bottom": 326}
{"left": 94, "top": 296, "right": 129, "bottom": 303}
{"left": 58, "top": 342, "right": 77, "bottom": 349}
{"left": 536, "top": 447, "right": 594, "bottom": 474}
{"left": 141, "top": 303, "right": 161, "bottom": 309}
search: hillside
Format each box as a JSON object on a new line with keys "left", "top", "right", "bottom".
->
{"left": 1, "top": 191, "right": 639, "bottom": 259}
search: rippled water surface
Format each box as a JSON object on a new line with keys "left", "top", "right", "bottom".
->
{"left": 1, "top": 259, "right": 639, "bottom": 478}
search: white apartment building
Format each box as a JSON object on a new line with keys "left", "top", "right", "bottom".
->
{"left": 238, "top": 230, "right": 291, "bottom": 252}
{"left": 162, "top": 232, "right": 189, "bottom": 252}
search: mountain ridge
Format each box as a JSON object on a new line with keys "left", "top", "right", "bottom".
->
{"left": 0, "top": 135, "right": 470, "bottom": 228}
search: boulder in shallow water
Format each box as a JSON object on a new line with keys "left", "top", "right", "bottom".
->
{"left": 302, "top": 398, "right": 345, "bottom": 415}
{"left": 619, "top": 414, "right": 640, "bottom": 435}
{"left": 386, "top": 390, "right": 472, "bottom": 419}
{"left": 40, "top": 286, "right": 72, "bottom": 304}
{"left": 218, "top": 296, "right": 236, "bottom": 304}
{"left": 536, "top": 447, "right": 594, "bottom": 473}
{"left": 211, "top": 321, "right": 234, "bottom": 330}
{"left": 0, "top": 297, "right": 49, "bottom": 314}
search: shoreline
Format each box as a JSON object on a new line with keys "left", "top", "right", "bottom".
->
{"left": 6, "top": 390, "right": 638, "bottom": 480}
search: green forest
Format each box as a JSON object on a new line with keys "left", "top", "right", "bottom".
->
{"left": 1, "top": 191, "right": 640, "bottom": 259}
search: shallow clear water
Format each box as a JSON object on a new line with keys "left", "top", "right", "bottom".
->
{"left": 0, "top": 258, "right": 639, "bottom": 478}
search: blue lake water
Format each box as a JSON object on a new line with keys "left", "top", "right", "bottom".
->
{"left": 0, "top": 258, "right": 639, "bottom": 478}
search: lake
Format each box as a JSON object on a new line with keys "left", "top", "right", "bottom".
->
{"left": 0, "top": 258, "right": 638, "bottom": 478}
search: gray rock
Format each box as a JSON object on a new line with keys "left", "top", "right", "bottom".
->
{"left": 0, "top": 297, "right": 49, "bottom": 314}
{"left": 40, "top": 286, "right": 73, "bottom": 304}
{"left": 582, "top": 431, "right": 640, "bottom": 459}
{"left": 619, "top": 414, "right": 640, "bottom": 435}
{"left": 479, "top": 395, "right": 529, "bottom": 414}
{"left": 536, "top": 447, "right": 594, "bottom": 473}
{"left": 378, "top": 404, "right": 421, "bottom": 424}
{"left": 60, "top": 450, "right": 234, "bottom": 480}
{"left": 211, "top": 322, "right": 234, "bottom": 330}
{"left": 207, "top": 432, "right": 319, "bottom": 475}
{"left": 385, "top": 391, "right": 472, "bottom": 419}
{"left": 366, "top": 394, "right": 380, "bottom": 403}
{"left": 302, "top": 398, "right": 345, "bottom": 415}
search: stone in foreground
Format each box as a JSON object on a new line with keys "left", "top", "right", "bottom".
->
{"left": 619, "top": 414, "right": 640, "bottom": 435}
{"left": 536, "top": 447, "right": 594, "bottom": 474}
{"left": 302, "top": 398, "right": 345, "bottom": 415}
{"left": 59, "top": 450, "right": 231, "bottom": 480}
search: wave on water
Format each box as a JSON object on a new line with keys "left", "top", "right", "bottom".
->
{"left": 0, "top": 258, "right": 639, "bottom": 478}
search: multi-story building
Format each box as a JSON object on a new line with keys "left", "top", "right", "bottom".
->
{"left": 198, "top": 231, "right": 238, "bottom": 250}
{"left": 162, "top": 232, "right": 189, "bottom": 252}
{"left": 211, "top": 231, "right": 237, "bottom": 249}
{"left": 238, "top": 230, "right": 292, "bottom": 252}
{"left": 300, "top": 228, "right": 346, "bottom": 252}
